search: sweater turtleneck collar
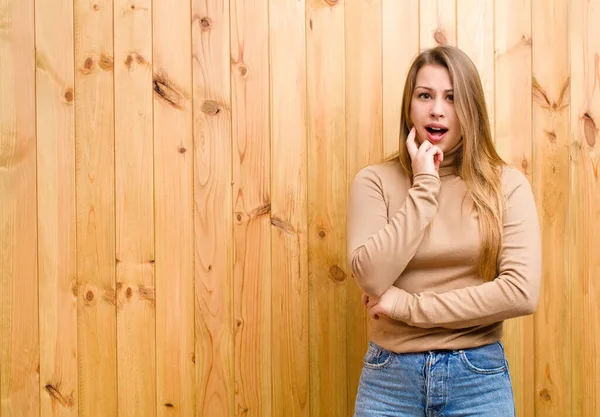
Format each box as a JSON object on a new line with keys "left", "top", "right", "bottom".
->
{"left": 438, "top": 140, "right": 463, "bottom": 177}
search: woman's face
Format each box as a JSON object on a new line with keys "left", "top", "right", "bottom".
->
{"left": 409, "top": 64, "right": 462, "bottom": 153}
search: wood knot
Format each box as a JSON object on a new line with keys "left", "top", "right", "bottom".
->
{"left": 130, "top": 4, "right": 135, "bottom": 9}
{"left": 521, "top": 158, "right": 528, "bottom": 171}
{"left": 153, "top": 78, "right": 185, "bottom": 110}
{"left": 83, "top": 57, "right": 94, "bottom": 71}
{"left": 236, "top": 213, "right": 244, "bottom": 223}
{"left": 329, "top": 265, "right": 347, "bottom": 282}
{"left": 139, "top": 287, "right": 155, "bottom": 303}
{"left": 238, "top": 64, "right": 248, "bottom": 77}
{"left": 92, "top": 4, "right": 99, "bottom": 11}
{"left": 207, "top": 265, "right": 212, "bottom": 271}
{"left": 544, "top": 130, "right": 557, "bottom": 143}
{"left": 539, "top": 388, "right": 552, "bottom": 401}
{"left": 126, "top": 287, "right": 133, "bottom": 298}
{"left": 583, "top": 112, "right": 597, "bottom": 147}
{"left": 200, "top": 17, "right": 211, "bottom": 30}
{"left": 64, "top": 89, "right": 74, "bottom": 103}
{"left": 433, "top": 29, "right": 448, "bottom": 45}
{"left": 99, "top": 54, "right": 114, "bottom": 71}
{"left": 271, "top": 216, "right": 295, "bottom": 234}
{"left": 116, "top": 282, "right": 124, "bottom": 291}
{"left": 164, "top": 403, "right": 174, "bottom": 408}
{"left": 178, "top": 146, "right": 187, "bottom": 154}
{"left": 45, "top": 384, "right": 74, "bottom": 407}
{"left": 85, "top": 291, "right": 94, "bottom": 302}
{"left": 236, "top": 319, "right": 243, "bottom": 327}
{"left": 126, "top": 53, "right": 148, "bottom": 69}
{"left": 318, "top": 230, "right": 326, "bottom": 239}
{"left": 201, "top": 100, "right": 220, "bottom": 115}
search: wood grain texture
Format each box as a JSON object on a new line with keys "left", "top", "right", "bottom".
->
{"left": 269, "top": 0, "right": 309, "bottom": 415}
{"left": 569, "top": 0, "right": 600, "bottom": 415}
{"left": 35, "top": 0, "right": 78, "bottom": 414}
{"left": 419, "top": 0, "right": 456, "bottom": 49}
{"left": 192, "top": 1, "right": 234, "bottom": 416}
{"left": 494, "top": 1, "right": 534, "bottom": 415}
{"left": 345, "top": 1, "right": 383, "bottom": 413}
{"left": 532, "top": 0, "right": 571, "bottom": 415}
{"left": 153, "top": 0, "right": 195, "bottom": 413}
{"left": 306, "top": 1, "right": 348, "bottom": 415}
{"left": 494, "top": 0, "right": 533, "bottom": 178}
{"left": 3, "top": 3, "right": 600, "bottom": 416}
{"left": 382, "top": 0, "right": 419, "bottom": 158}
{"left": 457, "top": 0, "right": 495, "bottom": 140}
{"left": 231, "top": 0, "right": 272, "bottom": 416}
{"left": 73, "top": 0, "right": 117, "bottom": 415}
{"left": 0, "top": 0, "right": 39, "bottom": 414}
{"left": 114, "top": 0, "right": 156, "bottom": 415}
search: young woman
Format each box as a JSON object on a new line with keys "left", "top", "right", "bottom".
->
{"left": 347, "top": 45, "right": 541, "bottom": 416}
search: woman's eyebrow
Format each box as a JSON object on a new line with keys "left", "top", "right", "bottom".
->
{"left": 415, "top": 86, "right": 454, "bottom": 93}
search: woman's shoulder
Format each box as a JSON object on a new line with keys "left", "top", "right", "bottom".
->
{"left": 351, "top": 159, "right": 409, "bottom": 188}
{"left": 500, "top": 164, "right": 533, "bottom": 197}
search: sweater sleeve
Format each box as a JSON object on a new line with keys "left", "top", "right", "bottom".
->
{"left": 347, "top": 166, "right": 441, "bottom": 297}
{"left": 390, "top": 168, "right": 542, "bottom": 329}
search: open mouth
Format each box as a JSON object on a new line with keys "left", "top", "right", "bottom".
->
{"left": 425, "top": 126, "right": 448, "bottom": 142}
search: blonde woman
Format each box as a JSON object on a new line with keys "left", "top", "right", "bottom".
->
{"left": 347, "top": 45, "right": 541, "bottom": 416}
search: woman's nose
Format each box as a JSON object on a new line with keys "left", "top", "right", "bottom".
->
{"left": 430, "top": 99, "right": 445, "bottom": 118}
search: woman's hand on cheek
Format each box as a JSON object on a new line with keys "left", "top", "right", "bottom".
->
{"left": 406, "top": 127, "right": 444, "bottom": 175}
{"left": 363, "top": 286, "right": 402, "bottom": 320}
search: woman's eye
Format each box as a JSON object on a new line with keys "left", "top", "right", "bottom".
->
{"left": 419, "top": 93, "right": 431, "bottom": 99}
{"left": 446, "top": 94, "right": 454, "bottom": 101}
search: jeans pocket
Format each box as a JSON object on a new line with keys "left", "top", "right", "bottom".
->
{"left": 363, "top": 341, "right": 394, "bottom": 370}
{"left": 459, "top": 341, "right": 508, "bottom": 375}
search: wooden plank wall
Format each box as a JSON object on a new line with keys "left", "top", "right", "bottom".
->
{"left": 0, "top": 0, "right": 598, "bottom": 416}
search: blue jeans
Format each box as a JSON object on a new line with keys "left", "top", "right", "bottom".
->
{"left": 354, "top": 340, "right": 516, "bottom": 416}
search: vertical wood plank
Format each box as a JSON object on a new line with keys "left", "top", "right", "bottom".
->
{"left": 306, "top": 1, "right": 348, "bottom": 416}
{"left": 345, "top": 1, "right": 383, "bottom": 413}
{"left": 153, "top": 0, "right": 195, "bottom": 414}
{"left": 230, "top": 0, "right": 272, "bottom": 416}
{"left": 35, "top": 0, "right": 78, "bottom": 414}
{"left": 382, "top": 0, "right": 419, "bottom": 158}
{"left": 269, "top": 0, "right": 309, "bottom": 416}
{"left": 494, "top": 1, "right": 534, "bottom": 416}
{"left": 191, "top": 1, "right": 234, "bottom": 416}
{"left": 73, "top": 0, "right": 117, "bottom": 414}
{"left": 532, "top": 0, "right": 571, "bottom": 415}
{"left": 457, "top": 0, "right": 495, "bottom": 140}
{"left": 419, "top": 0, "right": 456, "bottom": 49}
{"left": 569, "top": 0, "right": 600, "bottom": 415}
{"left": 0, "top": 0, "right": 39, "bottom": 414}
{"left": 114, "top": 0, "right": 156, "bottom": 415}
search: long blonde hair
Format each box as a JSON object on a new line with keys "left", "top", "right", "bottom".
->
{"left": 395, "top": 45, "right": 505, "bottom": 281}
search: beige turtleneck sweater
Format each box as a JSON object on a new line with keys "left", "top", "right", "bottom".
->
{"left": 347, "top": 146, "right": 541, "bottom": 353}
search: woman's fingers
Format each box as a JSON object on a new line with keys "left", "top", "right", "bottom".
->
{"left": 426, "top": 144, "right": 443, "bottom": 159}
{"left": 405, "top": 127, "right": 419, "bottom": 158}
{"left": 366, "top": 297, "right": 379, "bottom": 309}
{"left": 406, "top": 128, "right": 444, "bottom": 175}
